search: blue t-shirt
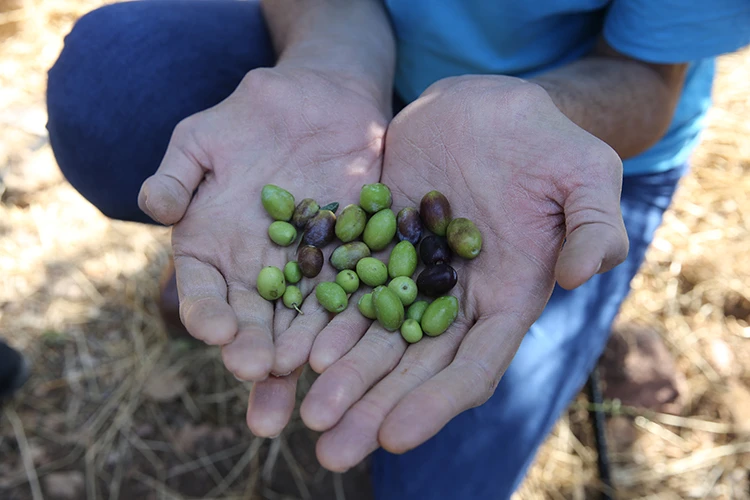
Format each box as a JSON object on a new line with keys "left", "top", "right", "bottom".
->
{"left": 385, "top": 0, "right": 750, "bottom": 175}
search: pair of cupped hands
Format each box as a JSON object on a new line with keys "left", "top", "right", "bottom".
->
{"left": 137, "top": 63, "right": 628, "bottom": 471}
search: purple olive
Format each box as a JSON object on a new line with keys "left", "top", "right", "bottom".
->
{"left": 419, "top": 235, "right": 452, "bottom": 266}
{"left": 297, "top": 245, "right": 324, "bottom": 278}
{"left": 301, "top": 210, "right": 336, "bottom": 247}
{"left": 420, "top": 190, "right": 452, "bottom": 236}
{"left": 291, "top": 198, "right": 320, "bottom": 230}
{"left": 416, "top": 263, "right": 458, "bottom": 297}
{"left": 396, "top": 207, "right": 423, "bottom": 245}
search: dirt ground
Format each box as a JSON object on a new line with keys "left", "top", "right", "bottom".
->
{"left": 1, "top": 1, "right": 749, "bottom": 499}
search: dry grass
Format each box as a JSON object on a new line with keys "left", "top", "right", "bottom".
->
{"left": 1, "top": 1, "right": 749, "bottom": 499}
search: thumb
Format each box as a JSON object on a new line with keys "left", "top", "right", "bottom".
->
{"left": 555, "top": 182, "right": 629, "bottom": 290}
{"left": 138, "top": 119, "right": 209, "bottom": 225}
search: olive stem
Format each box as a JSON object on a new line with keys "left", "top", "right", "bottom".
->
{"left": 293, "top": 304, "right": 304, "bottom": 315}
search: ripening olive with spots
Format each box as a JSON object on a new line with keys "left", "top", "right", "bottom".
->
{"left": 257, "top": 266, "right": 286, "bottom": 301}
{"left": 420, "top": 190, "right": 452, "bottom": 236}
{"left": 291, "top": 198, "right": 320, "bottom": 230}
{"left": 388, "top": 276, "right": 418, "bottom": 306}
{"left": 335, "top": 204, "right": 367, "bottom": 242}
{"left": 447, "top": 217, "right": 483, "bottom": 259}
{"left": 396, "top": 207, "right": 422, "bottom": 245}
{"left": 330, "top": 241, "right": 371, "bottom": 271}
{"left": 335, "top": 270, "right": 360, "bottom": 294}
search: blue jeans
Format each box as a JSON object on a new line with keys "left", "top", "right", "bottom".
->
{"left": 47, "top": 2, "right": 687, "bottom": 498}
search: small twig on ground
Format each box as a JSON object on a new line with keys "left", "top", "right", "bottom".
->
{"left": 4, "top": 406, "right": 44, "bottom": 500}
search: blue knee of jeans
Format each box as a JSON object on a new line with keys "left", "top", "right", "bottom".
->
{"left": 46, "top": 1, "right": 273, "bottom": 223}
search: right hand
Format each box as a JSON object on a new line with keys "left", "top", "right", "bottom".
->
{"left": 138, "top": 64, "right": 388, "bottom": 434}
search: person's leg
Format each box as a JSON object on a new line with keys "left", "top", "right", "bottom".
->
{"left": 47, "top": 0, "right": 274, "bottom": 224}
{"left": 0, "top": 340, "right": 30, "bottom": 401}
{"left": 370, "top": 164, "right": 688, "bottom": 499}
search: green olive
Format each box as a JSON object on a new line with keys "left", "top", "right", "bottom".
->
{"left": 421, "top": 296, "right": 459, "bottom": 336}
{"left": 446, "top": 217, "right": 483, "bottom": 259}
{"left": 387, "top": 276, "right": 418, "bottom": 306}
{"left": 406, "top": 300, "right": 430, "bottom": 323}
{"left": 357, "top": 293, "right": 377, "bottom": 320}
{"left": 400, "top": 319, "right": 423, "bottom": 344}
{"left": 315, "top": 282, "right": 348, "bottom": 314}
{"left": 335, "top": 204, "right": 367, "bottom": 243}
{"left": 388, "top": 240, "right": 417, "bottom": 278}
{"left": 261, "top": 184, "right": 295, "bottom": 221}
{"left": 256, "top": 266, "right": 286, "bottom": 301}
{"left": 359, "top": 183, "right": 393, "bottom": 214}
{"left": 283, "top": 261, "right": 302, "bottom": 284}
{"left": 282, "top": 285, "right": 304, "bottom": 313}
{"left": 335, "top": 270, "right": 360, "bottom": 294}
{"left": 372, "top": 285, "right": 405, "bottom": 332}
{"left": 330, "top": 242, "right": 371, "bottom": 271}
{"left": 356, "top": 257, "right": 388, "bottom": 287}
{"left": 268, "top": 221, "right": 297, "bottom": 246}
{"left": 363, "top": 208, "right": 397, "bottom": 251}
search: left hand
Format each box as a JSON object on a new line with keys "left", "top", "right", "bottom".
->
{"left": 296, "top": 75, "right": 629, "bottom": 470}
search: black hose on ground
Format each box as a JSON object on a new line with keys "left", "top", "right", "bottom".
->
{"left": 587, "top": 366, "right": 615, "bottom": 500}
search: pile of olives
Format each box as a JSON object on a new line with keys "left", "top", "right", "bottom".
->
{"left": 257, "top": 183, "right": 482, "bottom": 344}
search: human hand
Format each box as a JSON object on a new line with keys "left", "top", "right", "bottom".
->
{"left": 297, "top": 75, "right": 629, "bottom": 470}
{"left": 137, "top": 64, "right": 387, "bottom": 429}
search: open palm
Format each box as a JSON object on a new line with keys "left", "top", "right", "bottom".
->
{"left": 297, "top": 76, "right": 629, "bottom": 470}
{"left": 137, "top": 66, "right": 387, "bottom": 434}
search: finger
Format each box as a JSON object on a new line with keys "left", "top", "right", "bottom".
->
{"left": 299, "top": 324, "right": 407, "bottom": 432}
{"left": 221, "top": 283, "right": 275, "bottom": 381}
{"left": 555, "top": 171, "right": 629, "bottom": 290}
{"left": 272, "top": 289, "right": 371, "bottom": 377}
{"left": 379, "top": 315, "right": 522, "bottom": 454}
{"left": 246, "top": 367, "right": 302, "bottom": 438}
{"left": 138, "top": 119, "right": 209, "bottom": 225}
{"left": 175, "top": 255, "right": 238, "bottom": 345}
{"left": 315, "top": 326, "right": 464, "bottom": 472}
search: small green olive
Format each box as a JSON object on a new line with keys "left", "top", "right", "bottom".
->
{"left": 406, "top": 300, "right": 430, "bottom": 323}
{"left": 257, "top": 266, "right": 286, "bottom": 301}
{"left": 315, "top": 282, "right": 348, "bottom": 314}
{"left": 359, "top": 183, "right": 393, "bottom": 214}
{"left": 283, "top": 261, "right": 302, "bottom": 284}
{"left": 372, "top": 285, "right": 405, "bottom": 332}
{"left": 358, "top": 293, "right": 377, "bottom": 320}
{"left": 282, "top": 285, "right": 304, "bottom": 313}
{"left": 421, "top": 295, "right": 459, "bottom": 337}
{"left": 387, "top": 276, "right": 418, "bottom": 306}
{"left": 356, "top": 257, "right": 388, "bottom": 287}
{"left": 388, "top": 240, "right": 417, "bottom": 278}
{"left": 363, "top": 208, "right": 397, "bottom": 251}
{"left": 261, "top": 184, "right": 295, "bottom": 221}
{"left": 336, "top": 270, "right": 360, "bottom": 294}
{"left": 268, "top": 221, "right": 297, "bottom": 246}
{"left": 330, "top": 242, "right": 371, "bottom": 271}
{"left": 400, "top": 319, "right": 423, "bottom": 344}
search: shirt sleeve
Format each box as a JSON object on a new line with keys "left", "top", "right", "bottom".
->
{"left": 603, "top": 0, "right": 750, "bottom": 63}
